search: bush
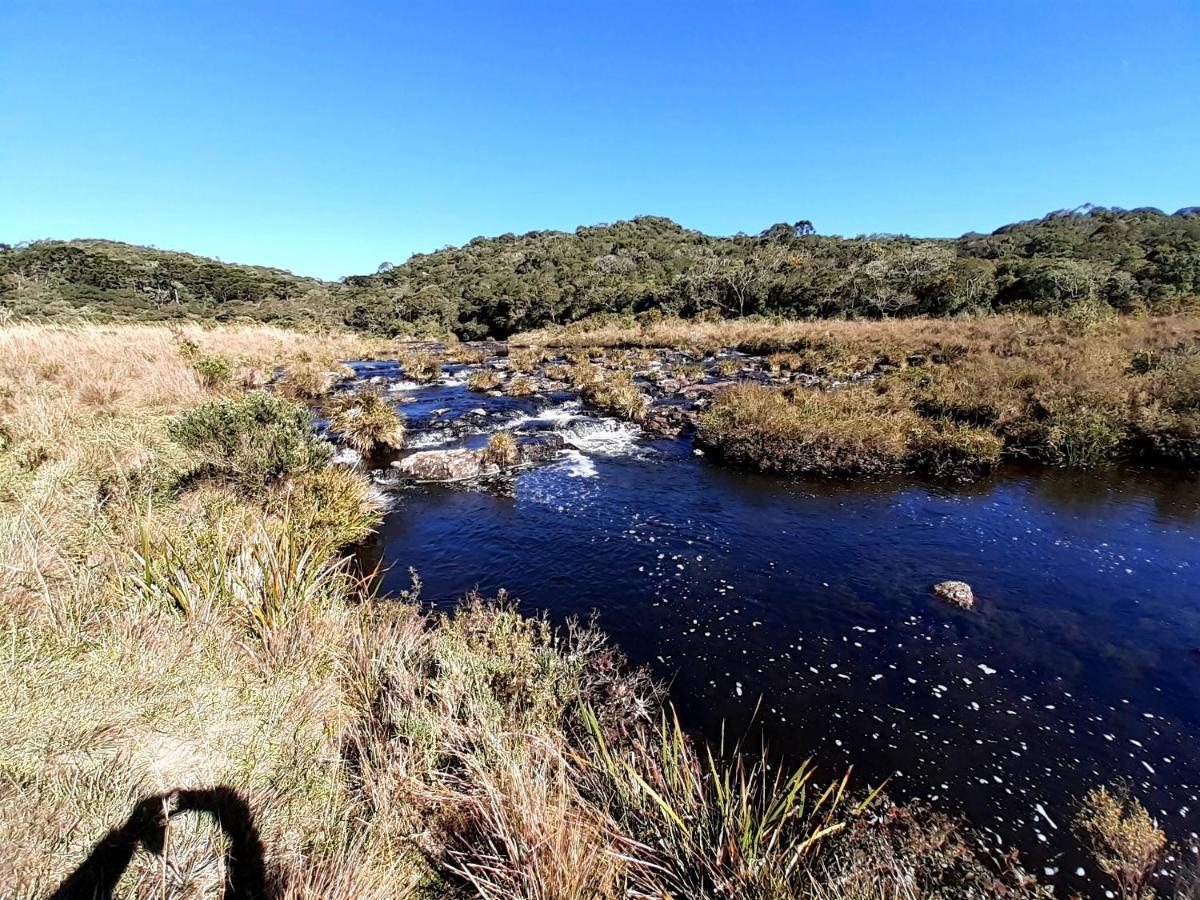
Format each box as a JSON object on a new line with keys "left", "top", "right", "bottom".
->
{"left": 191, "top": 353, "right": 232, "bottom": 389}
{"left": 467, "top": 369, "right": 503, "bottom": 392}
{"left": 1074, "top": 784, "right": 1166, "bottom": 900}
{"left": 328, "top": 390, "right": 406, "bottom": 454}
{"left": 169, "top": 391, "right": 332, "bottom": 489}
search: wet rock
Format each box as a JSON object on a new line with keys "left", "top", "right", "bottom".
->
{"left": 393, "top": 448, "right": 498, "bottom": 481}
{"left": 430, "top": 408, "right": 450, "bottom": 417}
{"left": 468, "top": 407, "right": 487, "bottom": 416}
{"left": 678, "top": 380, "right": 736, "bottom": 403}
{"left": 642, "top": 404, "right": 695, "bottom": 439}
{"left": 932, "top": 580, "right": 975, "bottom": 610}
{"left": 517, "top": 433, "right": 565, "bottom": 464}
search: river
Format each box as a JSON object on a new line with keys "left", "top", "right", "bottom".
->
{"left": 346, "top": 357, "right": 1200, "bottom": 895}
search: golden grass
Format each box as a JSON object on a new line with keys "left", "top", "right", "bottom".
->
{"left": 0, "top": 322, "right": 1077, "bottom": 897}
{"left": 538, "top": 314, "right": 1200, "bottom": 473}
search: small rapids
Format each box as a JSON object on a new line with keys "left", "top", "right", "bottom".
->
{"left": 341, "top": 354, "right": 1200, "bottom": 896}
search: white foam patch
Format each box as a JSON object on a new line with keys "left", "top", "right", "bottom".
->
{"left": 558, "top": 449, "right": 598, "bottom": 478}
{"left": 505, "top": 401, "right": 582, "bottom": 431}
{"left": 386, "top": 379, "right": 422, "bottom": 392}
{"left": 406, "top": 430, "right": 456, "bottom": 449}
{"left": 559, "top": 418, "right": 643, "bottom": 456}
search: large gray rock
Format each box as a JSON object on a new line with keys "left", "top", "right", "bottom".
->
{"left": 932, "top": 580, "right": 975, "bottom": 610}
{"left": 393, "top": 448, "right": 498, "bottom": 481}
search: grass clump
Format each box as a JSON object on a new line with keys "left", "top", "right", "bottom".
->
{"left": 505, "top": 375, "right": 537, "bottom": 397}
{"left": 1074, "top": 784, "right": 1167, "bottom": 900}
{"left": 282, "top": 466, "right": 383, "bottom": 548}
{"left": 698, "top": 384, "right": 913, "bottom": 476}
{"left": 328, "top": 390, "right": 406, "bottom": 454}
{"left": 169, "top": 391, "right": 332, "bottom": 490}
{"left": 506, "top": 347, "right": 546, "bottom": 372}
{"left": 484, "top": 431, "right": 520, "bottom": 467}
{"left": 278, "top": 356, "right": 352, "bottom": 399}
{"left": 699, "top": 383, "right": 1005, "bottom": 479}
{"left": 467, "top": 369, "right": 503, "bottom": 392}
{"left": 567, "top": 363, "right": 604, "bottom": 388}
{"left": 402, "top": 351, "right": 442, "bottom": 383}
{"left": 580, "top": 373, "right": 647, "bottom": 421}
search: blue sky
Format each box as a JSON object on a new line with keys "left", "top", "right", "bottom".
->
{"left": 2, "top": 1, "right": 1197, "bottom": 280}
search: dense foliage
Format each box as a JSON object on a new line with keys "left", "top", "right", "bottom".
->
{"left": 3, "top": 205, "right": 1198, "bottom": 337}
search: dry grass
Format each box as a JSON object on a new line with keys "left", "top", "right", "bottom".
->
{"left": 484, "top": 432, "right": 520, "bottom": 467}
{"left": 0, "top": 322, "right": 1055, "bottom": 898}
{"left": 1075, "top": 784, "right": 1168, "bottom": 900}
{"left": 564, "top": 314, "right": 1200, "bottom": 474}
{"left": 401, "top": 351, "right": 443, "bottom": 383}
{"left": 467, "top": 369, "right": 503, "bottom": 392}
{"left": 327, "top": 389, "right": 406, "bottom": 454}
{"left": 505, "top": 375, "right": 537, "bottom": 397}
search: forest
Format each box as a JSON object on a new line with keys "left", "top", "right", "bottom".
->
{"left": 2, "top": 205, "right": 1198, "bottom": 337}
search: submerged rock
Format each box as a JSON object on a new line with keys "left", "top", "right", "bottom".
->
{"left": 932, "top": 580, "right": 975, "bottom": 610}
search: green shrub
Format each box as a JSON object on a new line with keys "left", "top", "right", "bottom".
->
{"left": 169, "top": 391, "right": 331, "bottom": 489}
{"left": 191, "top": 353, "right": 232, "bottom": 389}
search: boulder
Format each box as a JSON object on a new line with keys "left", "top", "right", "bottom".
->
{"left": 932, "top": 580, "right": 975, "bottom": 610}
{"left": 393, "top": 448, "right": 498, "bottom": 481}
{"left": 642, "top": 403, "right": 696, "bottom": 439}
{"left": 517, "top": 433, "right": 566, "bottom": 464}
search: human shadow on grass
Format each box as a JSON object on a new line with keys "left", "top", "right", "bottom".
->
{"left": 50, "top": 785, "right": 270, "bottom": 900}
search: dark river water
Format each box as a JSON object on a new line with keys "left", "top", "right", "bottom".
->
{"left": 348, "top": 359, "right": 1200, "bottom": 894}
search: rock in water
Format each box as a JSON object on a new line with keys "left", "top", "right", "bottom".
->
{"left": 393, "top": 448, "right": 496, "bottom": 481}
{"left": 932, "top": 580, "right": 975, "bottom": 609}
{"left": 517, "top": 433, "right": 565, "bottom": 464}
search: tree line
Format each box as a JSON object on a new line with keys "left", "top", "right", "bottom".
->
{"left": 3, "top": 206, "right": 1198, "bottom": 337}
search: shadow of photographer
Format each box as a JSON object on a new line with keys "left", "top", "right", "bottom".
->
{"left": 50, "top": 785, "right": 270, "bottom": 900}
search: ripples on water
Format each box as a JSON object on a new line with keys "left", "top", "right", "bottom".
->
{"left": 348, "top": 359, "right": 1200, "bottom": 893}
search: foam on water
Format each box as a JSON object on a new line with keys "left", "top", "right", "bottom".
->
{"left": 557, "top": 448, "right": 599, "bottom": 478}
{"left": 558, "top": 418, "right": 644, "bottom": 456}
{"left": 504, "top": 401, "right": 583, "bottom": 431}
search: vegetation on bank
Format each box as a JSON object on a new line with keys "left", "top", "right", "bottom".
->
{"left": 0, "top": 322, "right": 1060, "bottom": 899}
{"left": 0, "top": 324, "right": 1190, "bottom": 896}
{"left": 4, "top": 207, "right": 1199, "bottom": 338}
{"left": 517, "top": 312, "right": 1200, "bottom": 476}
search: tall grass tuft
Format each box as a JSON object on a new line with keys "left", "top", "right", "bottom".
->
{"left": 328, "top": 389, "right": 406, "bottom": 454}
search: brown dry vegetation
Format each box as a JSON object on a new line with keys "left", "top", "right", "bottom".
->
{"left": 522, "top": 313, "right": 1200, "bottom": 475}
{"left": 0, "top": 323, "right": 1117, "bottom": 899}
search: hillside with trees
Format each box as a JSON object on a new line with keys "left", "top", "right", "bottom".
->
{"left": 3, "top": 206, "right": 1198, "bottom": 337}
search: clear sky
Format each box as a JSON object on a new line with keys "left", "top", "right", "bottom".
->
{"left": 2, "top": 1, "right": 1197, "bottom": 280}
